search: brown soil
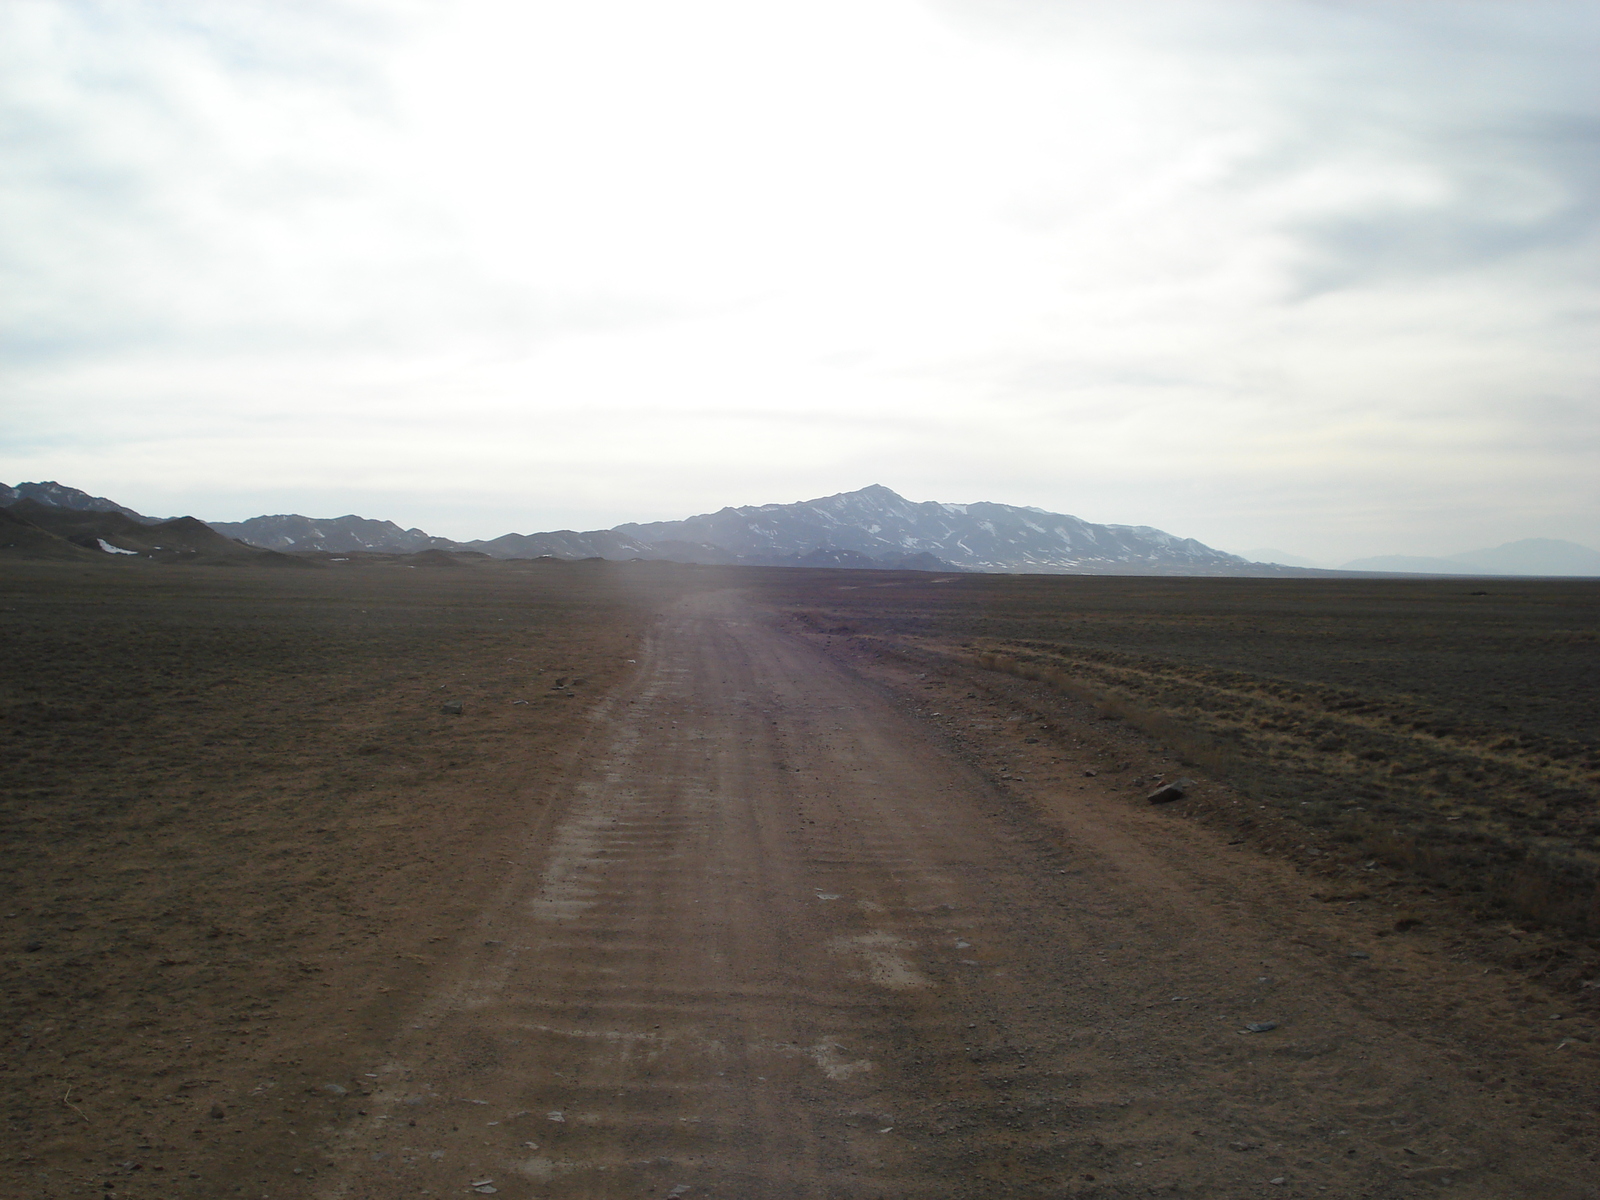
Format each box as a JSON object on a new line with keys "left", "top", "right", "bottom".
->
{"left": 4, "top": 562, "right": 1597, "bottom": 1199}
{"left": 773, "top": 572, "right": 1600, "bottom": 942}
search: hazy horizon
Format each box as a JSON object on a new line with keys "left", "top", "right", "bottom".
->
{"left": 3, "top": 1, "right": 1596, "bottom": 564}
{"left": 10, "top": 475, "right": 1600, "bottom": 575}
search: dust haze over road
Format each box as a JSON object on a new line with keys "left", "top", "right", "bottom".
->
{"left": 321, "top": 589, "right": 1592, "bottom": 1199}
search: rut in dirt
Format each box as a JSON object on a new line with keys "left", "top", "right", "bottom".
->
{"left": 323, "top": 591, "right": 1586, "bottom": 1200}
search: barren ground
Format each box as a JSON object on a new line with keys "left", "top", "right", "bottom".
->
{"left": 4, "top": 563, "right": 1597, "bottom": 1199}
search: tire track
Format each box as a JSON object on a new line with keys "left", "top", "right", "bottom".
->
{"left": 317, "top": 589, "right": 1592, "bottom": 1200}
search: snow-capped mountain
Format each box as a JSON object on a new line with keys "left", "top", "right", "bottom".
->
{"left": 4, "top": 480, "right": 1255, "bottom": 574}
{"left": 602, "top": 484, "right": 1244, "bottom": 573}
{"left": 204, "top": 513, "right": 461, "bottom": 554}
{"left": 470, "top": 484, "right": 1245, "bottom": 573}
{"left": 7, "top": 500, "right": 255, "bottom": 559}
{"left": 0, "top": 480, "right": 158, "bottom": 523}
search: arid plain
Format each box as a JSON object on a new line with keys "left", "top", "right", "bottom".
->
{"left": 3, "top": 557, "right": 1597, "bottom": 1199}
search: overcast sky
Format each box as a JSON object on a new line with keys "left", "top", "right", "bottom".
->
{"left": 2, "top": 0, "right": 1596, "bottom": 563}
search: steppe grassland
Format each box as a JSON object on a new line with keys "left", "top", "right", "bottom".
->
{"left": 774, "top": 573, "right": 1600, "bottom": 938}
{"left": 4, "top": 556, "right": 1597, "bottom": 1187}
{"left": 0, "top": 558, "right": 708, "bottom": 1179}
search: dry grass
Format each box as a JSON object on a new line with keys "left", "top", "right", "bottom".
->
{"left": 771, "top": 572, "right": 1600, "bottom": 939}
{"left": 960, "top": 643, "right": 1600, "bottom": 936}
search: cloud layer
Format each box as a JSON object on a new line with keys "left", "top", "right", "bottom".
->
{"left": 2, "top": 0, "right": 1595, "bottom": 559}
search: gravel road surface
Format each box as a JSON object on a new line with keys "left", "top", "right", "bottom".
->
{"left": 318, "top": 590, "right": 1592, "bottom": 1199}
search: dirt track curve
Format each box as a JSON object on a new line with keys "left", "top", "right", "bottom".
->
{"left": 317, "top": 590, "right": 1593, "bottom": 1200}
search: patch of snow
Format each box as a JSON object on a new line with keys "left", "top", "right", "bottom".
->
{"left": 97, "top": 539, "right": 138, "bottom": 555}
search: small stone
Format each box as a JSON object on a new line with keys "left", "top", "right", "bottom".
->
{"left": 1146, "top": 782, "right": 1187, "bottom": 804}
{"left": 1083, "top": 769, "right": 1097, "bottom": 777}
{"left": 1270, "top": 1177, "right": 1286, "bottom": 1185}
{"left": 441, "top": 700, "right": 463, "bottom": 715}
{"left": 321, "top": 1084, "right": 348, "bottom": 1096}
{"left": 1241, "top": 1021, "right": 1278, "bottom": 1034}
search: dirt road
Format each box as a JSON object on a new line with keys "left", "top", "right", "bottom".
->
{"left": 317, "top": 590, "right": 1594, "bottom": 1199}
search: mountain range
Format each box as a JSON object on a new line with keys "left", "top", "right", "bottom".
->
{"left": 0, "top": 479, "right": 157, "bottom": 523}
{"left": 4, "top": 479, "right": 1597, "bottom": 576}
{"left": 0, "top": 496, "right": 293, "bottom": 565}
{"left": 205, "top": 484, "right": 1253, "bottom": 574}
{"left": 465, "top": 484, "right": 1252, "bottom": 573}
{"left": 204, "top": 513, "right": 461, "bottom": 556}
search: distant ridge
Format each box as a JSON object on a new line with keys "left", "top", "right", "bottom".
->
{"left": 0, "top": 504, "right": 99, "bottom": 559}
{"left": 460, "top": 484, "right": 1252, "bottom": 574}
{"left": 1338, "top": 554, "right": 1484, "bottom": 575}
{"left": 2, "top": 498, "right": 281, "bottom": 564}
{"left": 1340, "top": 538, "right": 1600, "bottom": 577}
{"left": 3, "top": 480, "right": 1260, "bottom": 574}
{"left": 205, "top": 513, "right": 460, "bottom": 555}
{"left": 13, "top": 479, "right": 1591, "bottom": 577}
{"left": 0, "top": 480, "right": 158, "bottom": 523}
{"left": 600, "top": 484, "right": 1246, "bottom": 574}
{"left": 1241, "top": 547, "right": 1323, "bottom": 569}
{"left": 0, "top": 480, "right": 317, "bottom": 565}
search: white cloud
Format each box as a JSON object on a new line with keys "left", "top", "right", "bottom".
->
{"left": 1, "top": 0, "right": 1595, "bottom": 559}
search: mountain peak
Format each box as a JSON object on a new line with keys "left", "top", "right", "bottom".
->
{"left": 605, "top": 485, "right": 1242, "bottom": 573}
{"left": 4, "top": 479, "right": 1260, "bottom": 576}
{"left": 0, "top": 480, "right": 151, "bottom": 523}
{"left": 807, "top": 483, "right": 908, "bottom": 510}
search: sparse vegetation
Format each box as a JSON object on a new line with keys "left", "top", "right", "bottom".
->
{"left": 0, "top": 558, "right": 682, "bottom": 1183}
{"left": 773, "top": 573, "right": 1600, "bottom": 938}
